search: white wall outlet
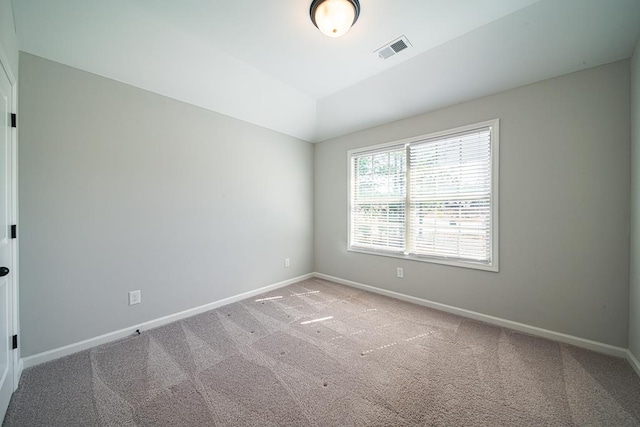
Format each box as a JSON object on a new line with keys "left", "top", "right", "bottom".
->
{"left": 285, "top": 258, "right": 290, "bottom": 267}
{"left": 397, "top": 267, "right": 404, "bottom": 278}
{"left": 129, "top": 290, "right": 141, "bottom": 305}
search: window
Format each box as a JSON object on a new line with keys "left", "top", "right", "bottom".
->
{"left": 349, "top": 120, "right": 499, "bottom": 271}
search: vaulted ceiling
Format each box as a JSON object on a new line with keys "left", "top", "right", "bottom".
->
{"left": 12, "top": 0, "right": 640, "bottom": 142}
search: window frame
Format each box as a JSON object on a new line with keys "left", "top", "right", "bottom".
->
{"left": 347, "top": 119, "right": 499, "bottom": 272}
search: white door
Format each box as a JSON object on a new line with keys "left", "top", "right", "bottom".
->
{"left": 0, "top": 58, "right": 14, "bottom": 422}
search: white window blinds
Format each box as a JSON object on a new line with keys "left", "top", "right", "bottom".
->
{"left": 349, "top": 120, "right": 498, "bottom": 270}
{"left": 351, "top": 148, "right": 406, "bottom": 251}
{"left": 408, "top": 128, "right": 492, "bottom": 263}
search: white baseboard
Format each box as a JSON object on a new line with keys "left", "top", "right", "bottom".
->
{"left": 628, "top": 350, "right": 640, "bottom": 377}
{"left": 21, "top": 273, "right": 314, "bottom": 369}
{"left": 313, "top": 272, "right": 629, "bottom": 359}
{"left": 13, "top": 358, "right": 23, "bottom": 392}
{"left": 19, "top": 271, "right": 636, "bottom": 375}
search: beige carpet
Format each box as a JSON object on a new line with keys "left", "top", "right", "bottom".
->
{"left": 4, "top": 278, "right": 640, "bottom": 426}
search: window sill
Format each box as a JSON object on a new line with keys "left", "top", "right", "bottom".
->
{"left": 347, "top": 247, "right": 499, "bottom": 272}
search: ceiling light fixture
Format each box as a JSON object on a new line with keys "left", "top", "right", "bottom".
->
{"left": 310, "top": 0, "right": 360, "bottom": 38}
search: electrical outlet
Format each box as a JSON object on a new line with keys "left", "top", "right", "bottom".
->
{"left": 397, "top": 267, "right": 404, "bottom": 278}
{"left": 129, "top": 290, "right": 141, "bottom": 305}
{"left": 285, "top": 258, "right": 290, "bottom": 267}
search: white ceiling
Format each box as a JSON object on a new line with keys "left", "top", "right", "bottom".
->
{"left": 11, "top": 0, "right": 640, "bottom": 142}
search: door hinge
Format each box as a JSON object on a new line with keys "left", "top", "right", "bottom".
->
{"left": 12, "top": 335, "right": 17, "bottom": 350}
{"left": 10, "top": 224, "right": 16, "bottom": 239}
{"left": 10, "top": 113, "right": 16, "bottom": 128}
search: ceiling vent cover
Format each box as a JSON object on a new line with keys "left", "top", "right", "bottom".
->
{"left": 375, "top": 35, "right": 412, "bottom": 59}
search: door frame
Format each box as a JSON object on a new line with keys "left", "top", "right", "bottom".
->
{"left": 0, "top": 43, "right": 19, "bottom": 393}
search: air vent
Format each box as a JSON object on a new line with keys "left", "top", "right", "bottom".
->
{"left": 375, "top": 35, "right": 412, "bottom": 60}
{"left": 390, "top": 39, "right": 408, "bottom": 53}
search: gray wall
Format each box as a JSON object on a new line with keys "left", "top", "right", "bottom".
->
{"left": 631, "top": 38, "right": 640, "bottom": 360}
{"left": 18, "top": 53, "right": 314, "bottom": 357}
{"left": 315, "top": 60, "right": 631, "bottom": 347}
